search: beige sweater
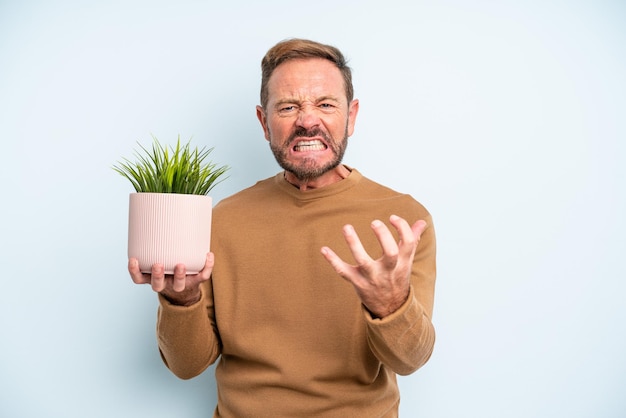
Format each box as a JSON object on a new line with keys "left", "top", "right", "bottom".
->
{"left": 157, "top": 168, "right": 436, "bottom": 417}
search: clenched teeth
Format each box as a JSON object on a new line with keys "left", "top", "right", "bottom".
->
{"left": 294, "top": 140, "right": 326, "bottom": 152}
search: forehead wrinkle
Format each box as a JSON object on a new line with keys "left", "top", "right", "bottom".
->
{"left": 267, "top": 59, "right": 347, "bottom": 108}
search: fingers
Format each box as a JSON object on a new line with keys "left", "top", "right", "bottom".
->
{"left": 321, "top": 216, "right": 427, "bottom": 318}
{"left": 369, "top": 215, "right": 421, "bottom": 266}
{"left": 390, "top": 215, "right": 428, "bottom": 246}
{"left": 128, "top": 258, "right": 150, "bottom": 285}
{"left": 341, "top": 224, "right": 373, "bottom": 267}
{"left": 320, "top": 246, "right": 356, "bottom": 279}
{"left": 198, "top": 252, "right": 215, "bottom": 280}
{"left": 410, "top": 219, "right": 428, "bottom": 241}
{"left": 169, "top": 253, "right": 215, "bottom": 293}
{"left": 128, "top": 257, "right": 167, "bottom": 292}
{"left": 370, "top": 219, "right": 400, "bottom": 267}
{"left": 128, "top": 252, "right": 214, "bottom": 294}
{"left": 323, "top": 218, "right": 402, "bottom": 280}
{"left": 150, "top": 263, "right": 166, "bottom": 293}
{"left": 323, "top": 216, "right": 428, "bottom": 274}
{"left": 172, "top": 264, "right": 187, "bottom": 292}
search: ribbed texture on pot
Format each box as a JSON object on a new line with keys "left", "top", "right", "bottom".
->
{"left": 128, "top": 193, "right": 212, "bottom": 274}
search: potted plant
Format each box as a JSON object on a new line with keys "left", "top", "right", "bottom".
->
{"left": 113, "top": 135, "right": 229, "bottom": 274}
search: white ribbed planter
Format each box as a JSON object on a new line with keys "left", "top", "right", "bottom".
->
{"left": 128, "top": 193, "right": 212, "bottom": 274}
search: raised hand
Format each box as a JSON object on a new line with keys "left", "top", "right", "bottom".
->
{"left": 321, "top": 215, "right": 427, "bottom": 318}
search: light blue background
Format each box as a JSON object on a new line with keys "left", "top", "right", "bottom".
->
{"left": 1, "top": 1, "right": 624, "bottom": 417}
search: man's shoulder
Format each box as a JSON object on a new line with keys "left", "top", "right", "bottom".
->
{"left": 356, "top": 172, "right": 431, "bottom": 217}
{"left": 213, "top": 175, "right": 277, "bottom": 212}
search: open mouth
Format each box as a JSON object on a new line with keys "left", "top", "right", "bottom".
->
{"left": 293, "top": 139, "right": 327, "bottom": 152}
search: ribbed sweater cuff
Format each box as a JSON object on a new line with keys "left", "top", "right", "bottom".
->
{"left": 157, "top": 286, "right": 205, "bottom": 314}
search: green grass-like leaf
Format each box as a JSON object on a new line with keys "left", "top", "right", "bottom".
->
{"left": 112, "top": 135, "right": 229, "bottom": 194}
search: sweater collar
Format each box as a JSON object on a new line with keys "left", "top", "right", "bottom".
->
{"left": 274, "top": 166, "right": 362, "bottom": 201}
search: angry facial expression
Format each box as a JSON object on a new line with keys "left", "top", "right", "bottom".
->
{"left": 257, "top": 58, "right": 359, "bottom": 183}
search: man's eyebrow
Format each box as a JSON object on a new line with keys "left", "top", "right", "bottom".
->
{"left": 315, "top": 95, "right": 341, "bottom": 103}
{"left": 274, "top": 98, "right": 299, "bottom": 106}
{"left": 274, "top": 96, "right": 341, "bottom": 106}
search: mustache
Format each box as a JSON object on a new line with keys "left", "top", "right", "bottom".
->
{"left": 287, "top": 127, "right": 330, "bottom": 146}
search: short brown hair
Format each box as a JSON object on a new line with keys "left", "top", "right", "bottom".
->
{"left": 260, "top": 38, "right": 354, "bottom": 109}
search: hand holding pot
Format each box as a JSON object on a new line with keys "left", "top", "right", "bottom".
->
{"left": 128, "top": 252, "right": 214, "bottom": 306}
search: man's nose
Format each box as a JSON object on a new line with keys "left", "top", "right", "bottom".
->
{"left": 296, "top": 105, "right": 320, "bottom": 129}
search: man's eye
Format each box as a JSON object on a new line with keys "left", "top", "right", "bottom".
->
{"left": 279, "top": 105, "right": 296, "bottom": 113}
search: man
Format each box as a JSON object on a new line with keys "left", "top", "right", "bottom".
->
{"left": 129, "top": 38, "right": 436, "bottom": 417}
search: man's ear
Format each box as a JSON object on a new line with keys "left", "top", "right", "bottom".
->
{"left": 256, "top": 105, "right": 271, "bottom": 141}
{"left": 347, "top": 99, "right": 359, "bottom": 137}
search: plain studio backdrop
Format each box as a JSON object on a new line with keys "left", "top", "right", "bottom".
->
{"left": 0, "top": 1, "right": 624, "bottom": 417}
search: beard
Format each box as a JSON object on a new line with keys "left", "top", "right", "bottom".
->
{"left": 269, "top": 125, "right": 349, "bottom": 183}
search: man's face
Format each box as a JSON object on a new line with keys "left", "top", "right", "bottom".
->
{"left": 257, "top": 58, "right": 359, "bottom": 182}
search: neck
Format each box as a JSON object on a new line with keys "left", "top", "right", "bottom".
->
{"left": 284, "top": 165, "right": 351, "bottom": 191}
